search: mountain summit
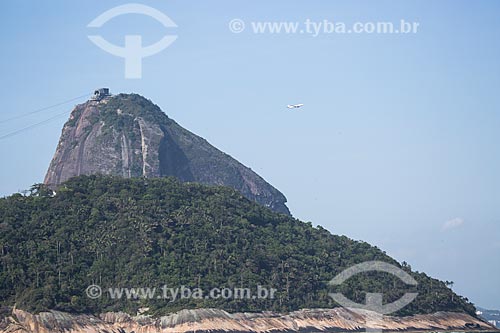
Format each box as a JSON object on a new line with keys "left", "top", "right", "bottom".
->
{"left": 44, "top": 93, "right": 290, "bottom": 215}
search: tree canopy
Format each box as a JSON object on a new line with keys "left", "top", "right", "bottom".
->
{"left": 0, "top": 175, "right": 476, "bottom": 317}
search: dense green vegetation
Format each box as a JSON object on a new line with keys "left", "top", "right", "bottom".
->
{"left": 0, "top": 176, "right": 475, "bottom": 316}
{"left": 99, "top": 93, "right": 171, "bottom": 126}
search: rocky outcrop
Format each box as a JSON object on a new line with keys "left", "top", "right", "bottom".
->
{"left": 44, "top": 93, "right": 290, "bottom": 215}
{"left": 1, "top": 307, "right": 496, "bottom": 333}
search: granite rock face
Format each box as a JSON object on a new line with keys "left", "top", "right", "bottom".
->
{"left": 1, "top": 307, "right": 496, "bottom": 333}
{"left": 44, "top": 94, "right": 290, "bottom": 215}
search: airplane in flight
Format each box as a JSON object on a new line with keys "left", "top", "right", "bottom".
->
{"left": 287, "top": 103, "right": 304, "bottom": 109}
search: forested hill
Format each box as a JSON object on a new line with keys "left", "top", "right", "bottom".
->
{"left": 0, "top": 175, "right": 476, "bottom": 317}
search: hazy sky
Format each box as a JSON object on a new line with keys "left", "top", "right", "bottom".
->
{"left": 1, "top": 0, "right": 499, "bottom": 309}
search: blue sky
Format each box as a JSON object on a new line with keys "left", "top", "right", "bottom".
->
{"left": 1, "top": 0, "right": 499, "bottom": 309}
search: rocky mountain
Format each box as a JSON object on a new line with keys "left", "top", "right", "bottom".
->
{"left": 1, "top": 307, "right": 495, "bottom": 333}
{"left": 44, "top": 93, "right": 290, "bottom": 215}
